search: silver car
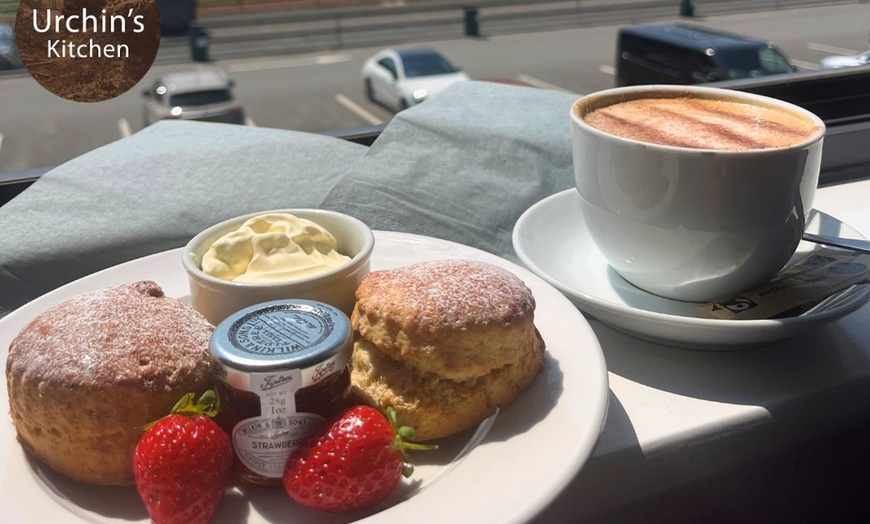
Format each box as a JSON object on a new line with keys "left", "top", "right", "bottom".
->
{"left": 361, "top": 48, "right": 470, "bottom": 112}
{"left": 142, "top": 67, "right": 246, "bottom": 126}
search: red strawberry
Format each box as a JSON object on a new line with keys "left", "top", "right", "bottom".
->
{"left": 133, "top": 390, "right": 233, "bottom": 524}
{"left": 283, "top": 405, "right": 436, "bottom": 512}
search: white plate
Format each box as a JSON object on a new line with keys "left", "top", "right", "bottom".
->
{"left": 0, "top": 231, "right": 608, "bottom": 524}
{"left": 513, "top": 189, "right": 870, "bottom": 350}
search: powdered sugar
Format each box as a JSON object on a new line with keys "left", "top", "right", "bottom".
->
{"left": 8, "top": 281, "right": 214, "bottom": 392}
{"left": 357, "top": 260, "right": 535, "bottom": 331}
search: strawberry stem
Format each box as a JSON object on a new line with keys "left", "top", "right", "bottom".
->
{"left": 139, "top": 390, "right": 221, "bottom": 431}
{"left": 384, "top": 407, "right": 438, "bottom": 478}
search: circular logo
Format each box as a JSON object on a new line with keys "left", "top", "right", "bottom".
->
{"left": 15, "top": 0, "right": 161, "bottom": 102}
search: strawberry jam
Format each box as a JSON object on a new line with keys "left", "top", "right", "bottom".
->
{"left": 209, "top": 300, "right": 353, "bottom": 487}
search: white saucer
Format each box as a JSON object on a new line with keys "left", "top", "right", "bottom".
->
{"left": 512, "top": 189, "right": 870, "bottom": 350}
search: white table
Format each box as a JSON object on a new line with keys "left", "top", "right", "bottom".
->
{"left": 533, "top": 179, "right": 870, "bottom": 523}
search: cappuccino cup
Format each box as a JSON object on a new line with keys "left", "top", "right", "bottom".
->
{"left": 571, "top": 85, "right": 825, "bottom": 302}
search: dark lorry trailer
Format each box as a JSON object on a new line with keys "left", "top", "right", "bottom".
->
{"left": 616, "top": 23, "right": 796, "bottom": 86}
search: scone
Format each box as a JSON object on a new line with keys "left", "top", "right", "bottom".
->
{"left": 6, "top": 280, "right": 215, "bottom": 486}
{"left": 350, "top": 260, "right": 545, "bottom": 440}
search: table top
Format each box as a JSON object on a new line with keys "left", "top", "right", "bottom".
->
{"left": 533, "top": 178, "right": 870, "bottom": 523}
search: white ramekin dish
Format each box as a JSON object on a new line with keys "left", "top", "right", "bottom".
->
{"left": 182, "top": 209, "right": 374, "bottom": 325}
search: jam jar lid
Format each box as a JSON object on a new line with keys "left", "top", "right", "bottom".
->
{"left": 210, "top": 299, "right": 352, "bottom": 392}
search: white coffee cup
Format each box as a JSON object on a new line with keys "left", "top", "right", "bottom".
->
{"left": 571, "top": 85, "right": 825, "bottom": 302}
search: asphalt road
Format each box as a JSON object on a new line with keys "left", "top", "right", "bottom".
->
{"left": 1, "top": 3, "right": 869, "bottom": 174}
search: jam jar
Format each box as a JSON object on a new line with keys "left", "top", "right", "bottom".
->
{"left": 209, "top": 299, "right": 353, "bottom": 487}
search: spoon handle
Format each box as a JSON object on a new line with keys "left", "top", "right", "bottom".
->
{"left": 802, "top": 232, "right": 870, "bottom": 255}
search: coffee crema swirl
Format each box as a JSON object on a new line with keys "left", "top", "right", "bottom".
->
{"left": 583, "top": 97, "right": 820, "bottom": 151}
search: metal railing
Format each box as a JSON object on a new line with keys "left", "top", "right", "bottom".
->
{"left": 157, "top": 0, "right": 865, "bottom": 62}
{"left": 2, "top": 1, "right": 864, "bottom": 65}
{"left": 192, "top": 0, "right": 864, "bottom": 38}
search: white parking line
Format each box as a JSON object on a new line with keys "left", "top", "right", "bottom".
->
{"left": 598, "top": 64, "right": 616, "bottom": 76}
{"left": 245, "top": 116, "right": 257, "bottom": 127}
{"left": 335, "top": 94, "right": 384, "bottom": 126}
{"left": 517, "top": 74, "right": 571, "bottom": 93}
{"left": 118, "top": 118, "right": 132, "bottom": 138}
{"left": 226, "top": 53, "right": 352, "bottom": 73}
{"left": 807, "top": 43, "right": 858, "bottom": 55}
{"left": 790, "top": 59, "right": 820, "bottom": 71}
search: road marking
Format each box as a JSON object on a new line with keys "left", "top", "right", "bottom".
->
{"left": 245, "top": 116, "right": 257, "bottom": 127}
{"left": 598, "top": 64, "right": 616, "bottom": 76}
{"left": 0, "top": 132, "right": 4, "bottom": 154}
{"left": 790, "top": 59, "right": 820, "bottom": 71}
{"left": 118, "top": 118, "right": 132, "bottom": 138}
{"left": 335, "top": 94, "right": 384, "bottom": 126}
{"left": 807, "top": 43, "right": 858, "bottom": 55}
{"left": 226, "top": 53, "right": 352, "bottom": 73}
{"left": 517, "top": 74, "right": 571, "bottom": 92}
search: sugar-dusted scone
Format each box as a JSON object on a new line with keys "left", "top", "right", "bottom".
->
{"left": 350, "top": 260, "right": 545, "bottom": 441}
{"left": 6, "top": 281, "right": 215, "bottom": 486}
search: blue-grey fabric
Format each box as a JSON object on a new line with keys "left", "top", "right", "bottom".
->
{"left": 0, "top": 120, "right": 366, "bottom": 316}
{"left": 0, "top": 81, "right": 580, "bottom": 317}
{"left": 322, "top": 80, "right": 580, "bottom": 260}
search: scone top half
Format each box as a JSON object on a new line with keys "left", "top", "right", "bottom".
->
{"left": 351, "top": 260, "right": 539, "bottom": 381}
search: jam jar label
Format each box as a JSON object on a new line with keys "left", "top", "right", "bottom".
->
{"left": 232, "top": 370, "right": 325, "bottom": 478}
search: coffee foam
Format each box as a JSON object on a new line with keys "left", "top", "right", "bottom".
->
{"left": 583, "top": 97, "right": 820, "bottom": 151}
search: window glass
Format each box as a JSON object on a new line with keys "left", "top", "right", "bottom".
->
{"left": 378, "top": 58, "right": 398, "bottom": 79}
{"left": 169, "top": 89, "right": 233, "bottom": 106}
{"left": 3, "top": 2, "right": 870, "bottom": 184}
{"left": 401, "top": 54, "right": 458, "bottom": 78}
{"left": 757, "top": 47, "right": 795, "bottom": 74}
{"left": 717, "top": 46, "right": 793, "bottom": 79}
{"left": 689, "top": 54, "right": 721, "bottom": 82}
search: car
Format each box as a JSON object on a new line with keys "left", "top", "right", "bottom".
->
{"left": 615, "top": 23, "right": 795, "bottom": 86}
{"left": 361, "top": 48, "right": 470, "bottom": 112}
{"left": 142, "top": 67, "right": 246, "bottom": 126}
{"left": 0, "top": 23, "right": 23, "bottom": 71}
{"left": 820, "top": 49, "right": 870, "bottom": 70}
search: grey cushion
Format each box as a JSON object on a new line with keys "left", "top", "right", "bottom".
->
{"left": 0, "top": 81, "right": 581, "bottom": 317}
{"left": 322, "top": 80, "right": 579, "bottom": 261}
{"left": 0, "top": 120, "right": 367, "bottom": 315}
